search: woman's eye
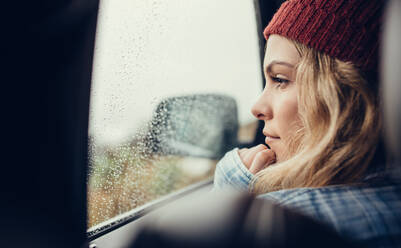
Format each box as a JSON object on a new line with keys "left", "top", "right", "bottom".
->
{"left": 270, "top": 76, "right": 290, "bottom": 85}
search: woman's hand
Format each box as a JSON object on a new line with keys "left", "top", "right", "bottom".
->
{"left": 238, "top": 144, "right": 276, "bottom": 174}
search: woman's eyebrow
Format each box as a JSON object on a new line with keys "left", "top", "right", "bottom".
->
{"left": 265, "top": 60, "right": 295, "bottom": 73}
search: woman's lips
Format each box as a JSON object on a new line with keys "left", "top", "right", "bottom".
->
{"left": 264, "top": 134, "right": 280, "bottom": 144}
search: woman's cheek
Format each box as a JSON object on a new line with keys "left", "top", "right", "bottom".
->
{"left": 276, "top": 87, "right": 300, "bottom": 161}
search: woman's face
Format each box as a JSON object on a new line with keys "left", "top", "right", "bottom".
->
{"left": 251, "top": 35, "right": 301, "bottom": 162}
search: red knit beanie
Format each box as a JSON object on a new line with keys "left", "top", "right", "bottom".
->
{"left": 264, "top": 0, "right": 384, "bottom": 72}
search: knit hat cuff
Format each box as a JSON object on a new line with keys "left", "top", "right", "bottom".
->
{"left": 263, "top": 0, "right": 382, "bottom": 71}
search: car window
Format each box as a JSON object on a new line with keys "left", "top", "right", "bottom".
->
{"left": 88, "top": 0, "right": 262, "bottom": 229}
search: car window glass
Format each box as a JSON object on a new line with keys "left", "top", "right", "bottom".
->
{"left": 88, "top": 0, "right": 262, "bottom": 229}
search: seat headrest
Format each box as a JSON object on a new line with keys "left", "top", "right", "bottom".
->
{"left": 381, "top": 0, "right": 401, "bottom": 164}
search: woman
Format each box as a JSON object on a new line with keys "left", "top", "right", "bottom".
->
{"left": 214, "top": 0, "right": 401, "bottom": 247}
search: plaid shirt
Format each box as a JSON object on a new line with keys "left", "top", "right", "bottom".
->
{"left": 213, "top": 149, "right": 401, "bottom": 248}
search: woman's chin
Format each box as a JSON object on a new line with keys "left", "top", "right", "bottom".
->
{"left": 270, "top": 148, "right": 287, "bottom": 164}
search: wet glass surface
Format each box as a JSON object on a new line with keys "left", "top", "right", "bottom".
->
{"left": 88, "top": 0, "right": 262, "bottom": 228}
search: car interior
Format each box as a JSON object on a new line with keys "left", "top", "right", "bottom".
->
{"left": 4, "top": 0, "right": 400, "bottom": 247}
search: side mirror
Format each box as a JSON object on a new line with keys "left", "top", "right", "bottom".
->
{"left": 146, "top": 94, "right": 239, "bottom": 159}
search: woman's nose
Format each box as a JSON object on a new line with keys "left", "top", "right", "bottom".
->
{"left": 251, "top": 90, "right": 273, "bottom": 120}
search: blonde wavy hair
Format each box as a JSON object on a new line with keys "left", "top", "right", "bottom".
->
{"left": 252, "top": 40, "right": 382, "bottom": 194}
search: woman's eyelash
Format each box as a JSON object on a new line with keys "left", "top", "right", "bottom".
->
{"left": 270, "top": 76, "right": 289, "bottom": 84}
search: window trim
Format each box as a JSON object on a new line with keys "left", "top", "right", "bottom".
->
{"left": 87, "top": 178, "right": 213, "bottom": 241}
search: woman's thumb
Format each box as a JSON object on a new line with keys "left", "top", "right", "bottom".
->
{"left": 249, "top": 149, "right": 276, "bottom": 174}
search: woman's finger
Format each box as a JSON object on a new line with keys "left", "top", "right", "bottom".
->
{"left": 249, "top": 149, "right": 276, "bottom": 174}
{"left": 242, "top": 144, "right": 268, "bottom": 168}
{"left": 238, "top": 148, "right": 249, "bottom": 160}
